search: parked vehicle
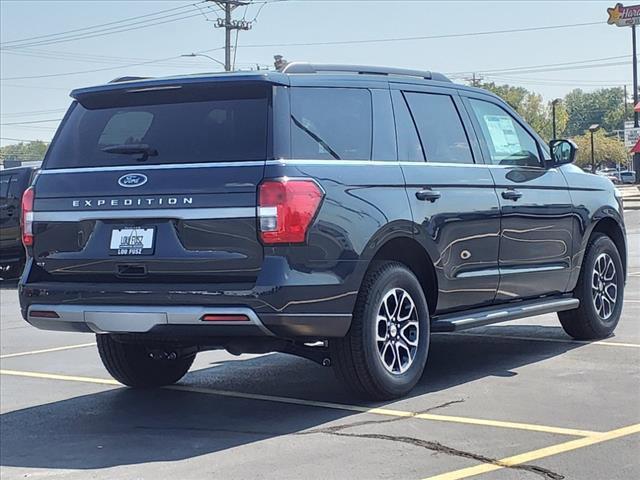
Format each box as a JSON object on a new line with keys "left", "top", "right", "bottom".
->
{"left": 1, "top": 166, "right": 38, "bottom": 279}
{"left": 18, "top": 64, "right": 627, "bottom": 399}
{"left": 620, "top": 171, "right": 636, "bottom": 184}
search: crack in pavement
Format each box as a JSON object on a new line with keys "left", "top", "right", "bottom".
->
{"left": 299, "top": 398, "right": 466, "bottom": 435}
{"left": 300, "top": 398, "right": 564, "bottom": 480}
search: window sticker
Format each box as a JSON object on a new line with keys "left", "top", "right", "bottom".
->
{"left": 483, "top": 115, "right": 522, "bottom": 156}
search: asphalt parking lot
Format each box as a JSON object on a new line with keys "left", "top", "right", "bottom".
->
{"left": 1, "top": 211, "right": 638, "bottom": 480}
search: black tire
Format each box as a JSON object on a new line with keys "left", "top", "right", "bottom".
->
{"left": 330, "top": 261, "right": 430, "bottom": 400}
{"left": 96, "top": 334, "right": 195, "bottom": 387}
{"left": 558, "top": 233, "right": 624, "bottom": 340}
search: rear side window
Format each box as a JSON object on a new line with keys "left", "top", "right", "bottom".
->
{"left": 291, "top": 87, "right": 371, "bottom": 160}
{"left": 468, "top": 98, "right": 541, "bottom": 167}
{"left": 45, "top": 85, "right": 270, "bottom": 169}
{"left": 403, "top": 92, "right": 474, "bottom": 164}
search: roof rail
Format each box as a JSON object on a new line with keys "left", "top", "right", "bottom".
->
{"left": 281, "top": 62, "right": 451, "bottom": 83}
{"left": 108, "top": 76, "right": 152, "bottom": 84}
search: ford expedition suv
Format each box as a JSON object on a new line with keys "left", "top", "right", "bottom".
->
{"left": 18, "top": 64, "right": 627, "bottom": 399}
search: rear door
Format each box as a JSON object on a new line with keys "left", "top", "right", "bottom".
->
{"left": 393, "top": 84, "right": 501, "bottom": 313}
{"left": 463, "top": 94, "right": 573, "bottom": 301}
{"left": 31, "top": 82, "right": 271, "bottom": 284}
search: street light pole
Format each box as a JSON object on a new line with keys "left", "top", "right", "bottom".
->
{"left": 181, "top": 53, "right": 225, "bottom": 68}
{"left": 551, "top": 98, "right": 560, "bottom": 140}
{"left": 589, "top": 124, "right": 600, "bottom": 174}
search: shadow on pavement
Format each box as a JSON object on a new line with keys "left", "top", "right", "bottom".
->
{"left": 0, "top": 325, "right": 584, "bottom": 470}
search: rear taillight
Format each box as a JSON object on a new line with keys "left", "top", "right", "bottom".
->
{"left": 258, "top": 178, "right": 324, "bottom": 244}
{"left": 21, "top": 187, "right": 35, "bottom": 247}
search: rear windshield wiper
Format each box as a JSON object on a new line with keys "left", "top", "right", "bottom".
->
{"left": 101, "top": 144, "right": 158, "bottom": 161}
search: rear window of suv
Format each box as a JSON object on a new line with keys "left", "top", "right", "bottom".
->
{"left": 45, "top": 84, "right": 270, "bottom": 169}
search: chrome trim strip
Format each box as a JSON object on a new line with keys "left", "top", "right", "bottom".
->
{"left": 27, "top": 304, "right": 274, "bottom": 336}
{"left": 32, "top": 207, "right": 255, "bottom": 222}
{"left": 265, "top": 159, "right": 493, "bottom": 168}
{"left": 39, "top": 161, "right": 266, "bottom": 174}
{"left": 456, "top": 265, "right": 566, "bottom": 279}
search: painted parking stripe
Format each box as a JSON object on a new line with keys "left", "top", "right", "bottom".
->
{"left": 0, "top": 342, "right": 96, "bottom": 359}
{"left": 423, "top": 423, "right": 640, "bottom": 480}
{"left": 0, "top": 368, "right": 600, "bottom": 437}
{"left": 442, "top": 333, "right": 640, "bottom": 348}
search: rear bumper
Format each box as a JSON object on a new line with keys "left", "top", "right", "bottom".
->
{"left": 24, "top": 303, "right": 352, "bottom": 339}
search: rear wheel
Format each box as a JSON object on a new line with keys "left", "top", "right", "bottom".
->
{"left": 330, "top": 262, "right": 430, "bottom": 400}
{"left": 96, "top": 334, "right": 195, "bottom": 387}
{"left": 558, "top": 233, "right": 624, "bottom": 340}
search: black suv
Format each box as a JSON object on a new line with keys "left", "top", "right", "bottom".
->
{"left": 18, "top": 64, "right": 627, "bottom": 399}
{"left": 1, "top": 165, "right": 38, "bottom": 278}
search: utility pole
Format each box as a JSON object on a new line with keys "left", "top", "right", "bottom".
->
{"left": 624, "top": 84, "right": 629, "bottom": 120}
{"left": 208, "top": 0, "right": 252, "bottom": 71}
{"left": 633, "top": 25, "right": 639, "bottom": 127}
{"left": 465, "top": 73, "right": 483, "bottom": 88}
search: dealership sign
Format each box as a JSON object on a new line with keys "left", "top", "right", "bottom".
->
{"left": 607, "top": 3, "right": 640, "bottom": 26}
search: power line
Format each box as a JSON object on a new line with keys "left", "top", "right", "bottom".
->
{"left": 225, "top": 20, "right": 603, "bottom": 49}
{"left": 0, "top": 2, "right": 204, "bottom": 47}
{"left": 1, "top": 108, "right": 67, "bottom": 118}
{"left": 0, "top": 137, "right": 45, "bottom": 143}
{"left": 1, "top": 118, "right": 62, "bottom": 126}
{"left": 0, "top": 7, "right": 221, "bottom": 50}
{"left": 447, "top": 55, "right": 631, "bottom": 76}
{"left": 0, "top": 54, "right": 189, "bottom": 81}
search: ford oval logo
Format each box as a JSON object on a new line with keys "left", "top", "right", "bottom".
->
{"left": 118, "top": 173, "right": 148, "bottom": 188}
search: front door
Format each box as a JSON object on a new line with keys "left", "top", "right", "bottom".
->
{"left": 463, "top": 95, "right": 573, "bottom": 301}
{"left": 391, "top": 86, "right": 501, "bottom": 313}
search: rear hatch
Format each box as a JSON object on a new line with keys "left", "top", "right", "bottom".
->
{"left": 30, "top": 80, "right": 271, "bottom": 284}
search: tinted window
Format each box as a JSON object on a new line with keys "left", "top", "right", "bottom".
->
{"left": 291, "top": 87, "right": 371, "bottom": 160}
{"left": 404, "top": 92, "right": 473, "bottom": 164}
{"left": 392, "top": 91, "right": 424, "bottom": 162}
{"left": 469, "top": 98, "right": 541, "bottom": 167}
{"left": 45, "top": 86, "right": 269, "bottom": 169}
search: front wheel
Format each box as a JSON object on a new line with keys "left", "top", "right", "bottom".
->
{"left": 96, "top": 334, "right": 195, "bottom": 387}
{"left": 330, "top": 262, "right": 430, "bottom": 400}
{"left": 558, "top": 233, "right": 624, "bottom": 340}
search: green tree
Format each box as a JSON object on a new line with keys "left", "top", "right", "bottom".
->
{"left": 564, "top": 88, "right": 630, "bottom": 136}
{"left": 0, "top": 141, "right": 49, "bottom": 165}
{"left": 570, "top": 130, "right": 628, "bottom": 170}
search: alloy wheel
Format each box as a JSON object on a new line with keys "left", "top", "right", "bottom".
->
{"left": 376, "top": 288, "right": 420, "bottom": 374}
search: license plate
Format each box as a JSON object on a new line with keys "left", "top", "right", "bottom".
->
{"left": 109, "top": 227, "right": 155, "bottom": 256}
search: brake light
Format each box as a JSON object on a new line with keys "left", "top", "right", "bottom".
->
{"left": 258, "top": 179, "right": 324, "bottom": 244}
{"left": 21, "top": 187, "right": 34, "bottom": 247}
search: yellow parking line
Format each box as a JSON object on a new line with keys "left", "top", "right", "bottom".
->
{"left": 0, "top": 342, "right": 96, "bottom": 359}
{"left": 423, "top": 423, "right": 640, "bottom": 480}
{"left": 0, "top": 368, "right": 599, "bottom": 437}
{"left": 169, "top": 385, "right": 599, "bottom": 436}
{"left": 0, "top": 369, "right": 118, "bottom": 385}
{"left": 443, "top": 333, "right": 640, "bottom": 349}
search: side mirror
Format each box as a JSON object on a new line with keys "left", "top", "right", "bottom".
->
{"left": 549, "top": 139, "right": 577, "bottom": 165}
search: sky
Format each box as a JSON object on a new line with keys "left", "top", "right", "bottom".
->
{"left": 0, "top": 0, "right": 634, "bottom": 146}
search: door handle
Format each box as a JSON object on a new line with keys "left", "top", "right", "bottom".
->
{"left": 415, "top": 189, "right": 441, "bottom": 202}
{"left": 501, "top": 189, "right": 523, "bottom": 201}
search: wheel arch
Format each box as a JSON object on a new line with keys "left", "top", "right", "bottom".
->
{"left": 363, "top": 236, "right": 439, "bottom": 315}
{"left": 590, "top": 216, "right": 627, "bottom": 279}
